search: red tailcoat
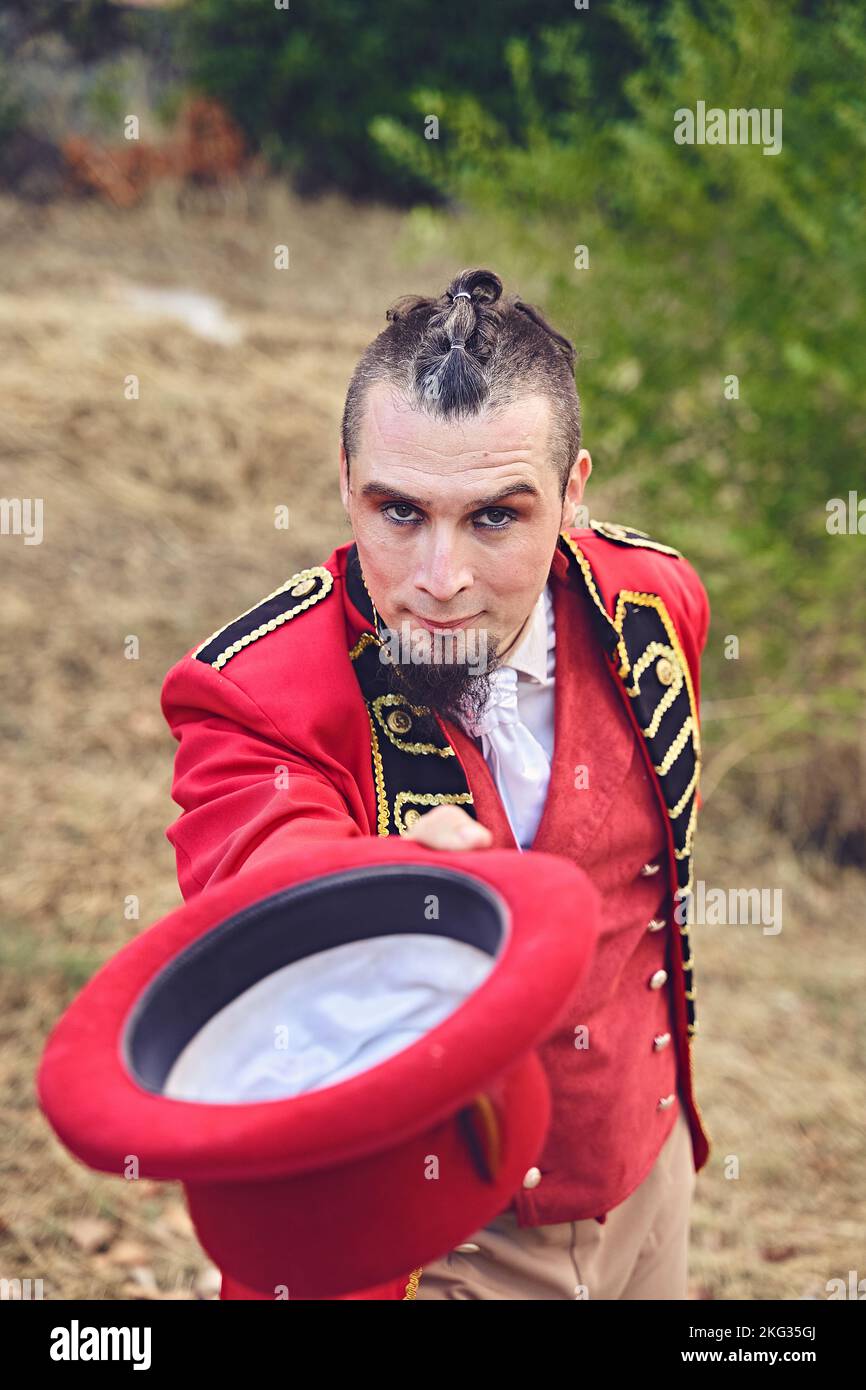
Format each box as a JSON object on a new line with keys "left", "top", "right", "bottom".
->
{"left": 161, "top": 524, "right": 711, "bottom": 1299}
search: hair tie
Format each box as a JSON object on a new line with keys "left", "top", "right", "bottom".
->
{"left": 452, "top": 291, "right": 472, "bottom": 302}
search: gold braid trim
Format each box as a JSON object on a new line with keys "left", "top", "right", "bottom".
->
{"left": 655, "top": 716, "right": 694, "bottom": 776}
{"left": 394, "top": 790, "right": 474, "bottom": 836}
{"left": 349, "top": 630, "right": 380, "bottom": 662}
{"left": 612, "top": 591, "right": 702, "bottom": 760}
{"left": 372, "top": 693, "right": 456, "bottom": 758}
{"left": 679, "top": 868, "right": 695, "bottom": 899}
{"left": 674, "top": 795, "right": 699, "bottom": 860}
{"left": 559, "top": 532, "right": 630, "bottom": 678}
{"left": 643, "top": 673, "right": 685, "bottom": 738}
{"left": 589, "top": 518, "right": 682, "bottom": 557}
{"left": 403, "top": 1268, "right": 423, "bottom": 1299}
{"left": 195, "top": 567, "right": 333, "bottom": 671}
{"left": 625, "top": 640, "right": 678, "bottom": 695}
{"left": 669, "top": 766, "right": 699, "bottom": 820}
{"left": 367, "top": 712, "right": 391, "bottom": 836}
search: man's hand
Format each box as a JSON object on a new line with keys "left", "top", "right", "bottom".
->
{"left": 403, "top": 804, "right": 493, "bottom": 851}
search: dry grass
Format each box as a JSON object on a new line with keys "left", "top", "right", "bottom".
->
{"left": 0, "top": 181, "right": 862, "bottom": 1300}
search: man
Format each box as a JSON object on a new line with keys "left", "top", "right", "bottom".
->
{"left": 161, "top": 266, "right": 711, "bottom": 1300}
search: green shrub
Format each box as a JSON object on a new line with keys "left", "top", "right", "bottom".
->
{"left": 173, "top": 0, "right": 669, "bottom": 201}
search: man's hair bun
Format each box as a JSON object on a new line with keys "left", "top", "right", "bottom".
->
{"left": 444, "top": 268, "right": 503, "bottom": 309}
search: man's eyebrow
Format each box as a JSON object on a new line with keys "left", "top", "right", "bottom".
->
{"left": 359, "top": 480, "right": 541, "bottom": 509}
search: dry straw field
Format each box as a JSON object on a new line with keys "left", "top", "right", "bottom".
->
{"left": 1, "top": 181, "right": 863, "bottom": 1300}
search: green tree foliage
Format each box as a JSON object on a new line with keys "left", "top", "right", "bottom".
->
{"left": 174, "top": 0, "right": 668, "bottom": 201}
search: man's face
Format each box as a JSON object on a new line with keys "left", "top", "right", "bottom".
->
{"left": 339, "top": 381, "right": 590, "bottom": 725}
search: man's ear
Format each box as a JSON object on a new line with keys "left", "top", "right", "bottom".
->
{"left": 562, "top": 449, "right": 592, "bottom": 526}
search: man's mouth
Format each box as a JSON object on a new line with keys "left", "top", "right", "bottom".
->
{"left": 408, "top": 611, "right": 483, "bottom": 632}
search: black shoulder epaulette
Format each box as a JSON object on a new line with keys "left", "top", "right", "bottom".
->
{"left": 193, "top": 565, "right": 333, "bottom": 671}
{"left": 589, "top": 518, "right": 682, "bottom": 559}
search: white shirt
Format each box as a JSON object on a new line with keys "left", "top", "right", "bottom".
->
{"left": 457, "top": 585, "right": 556, "bottom": 850}
{"left": 504, "top": 582, "right": 556, "bottom": 762}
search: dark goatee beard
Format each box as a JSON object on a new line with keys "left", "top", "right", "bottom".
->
{"left": 379, "top": 639, "right": 504, "bottom": 737}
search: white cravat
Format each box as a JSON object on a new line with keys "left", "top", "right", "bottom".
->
{"left": 460, "top": 585, "right": 556, "bottom": 850}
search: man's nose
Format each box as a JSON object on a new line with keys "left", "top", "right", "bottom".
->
{"left": 414, "top": 534, "right": 473, "bottom": 604}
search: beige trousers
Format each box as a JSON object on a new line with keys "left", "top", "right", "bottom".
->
{"left": 415, "top": 1105, "right": 696, "bottom": 1300}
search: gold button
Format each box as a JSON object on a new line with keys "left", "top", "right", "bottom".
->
{"left": 649, "top": 969, "right": 668, "bottom": 990}
{"left": 640, "top": 862, "right": 661, "bottom": 877}
{"left": 386, "top": 708, "right": 413, "bottom": 735}
{"left": 403, "top": 808, "right": 421, "bottom": 829}
{"left": 655, "top": 656, "right": 676, "bottom": 686}
{"left": 657, "top": 1093, "right": 676, "bottom": 1109}
{"left": 647, "top": 918, "right": 666, "bottom": 933}
{"left": 454, "top": 1242, "right": 480, "bottom": 1254}
{"left": 653, "top": 1032, "right": 672, "bottom": 1050}
{"left": 522, "top": 1166, "right": 542, "bottom": 1190}
{"left": 290, "top": 576, "right": 316, "bottom": 598}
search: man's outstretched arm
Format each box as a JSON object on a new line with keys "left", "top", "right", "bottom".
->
{"left": 161, "top": 653, "right": 368, "bottom": 899}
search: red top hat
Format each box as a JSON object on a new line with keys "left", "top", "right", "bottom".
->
{"left": 36, "top": 838, "right": 600, "bottom": 1298}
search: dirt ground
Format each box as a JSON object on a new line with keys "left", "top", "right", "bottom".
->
{"left": 1, "top": 180, "right": 863, "bottom": 1300}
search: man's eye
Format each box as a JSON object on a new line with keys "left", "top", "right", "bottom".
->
{"left": 383, "top": 503, "right": 421, "bottom": 525}
{"left": 475, "top": 508, "right": 516, "bottom": 529}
